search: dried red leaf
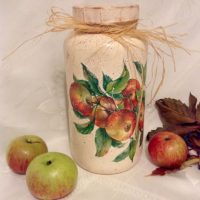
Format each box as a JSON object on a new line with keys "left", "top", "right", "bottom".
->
{"left": 149, "top": 157, "right": 200, "bottom": 176}
{"left": 146, "top": 127, "right": 166, "bottom": 141}
{"left": 146, "top": 125, "right": 200, "bottom": 141}
{"left": 185, "top": 132, "right": 200, "bottom": 149}
{"left": 196, "top": 102, "right": 200, "bottom": 122}
{"left": 189, "top": 93, "right": 197, "bottom": 117}
{"left": 149, "top": 167, "right": 179, "bottom": 176}
{"left": 166, "top": 124, "right": 200, "bottom": 136}
{"left": 191, "top": 136, "right": 200, "bottom": 148}
{"left": 156, "top": 98, "right": 196, "bottom": 125}
{"left": 150, "top": 167, "right": 167, "bottom": 176}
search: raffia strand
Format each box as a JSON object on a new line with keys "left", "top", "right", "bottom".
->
{"left": 2, "top": 7, "right": 190, "bottom": 103}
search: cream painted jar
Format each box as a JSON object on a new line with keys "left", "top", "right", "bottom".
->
{"left": 64, "top": 5, "right": 147, "bottom": 174}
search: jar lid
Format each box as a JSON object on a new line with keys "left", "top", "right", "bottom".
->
{"left": 73, "top": 5, "right": 139, "bottom": 24}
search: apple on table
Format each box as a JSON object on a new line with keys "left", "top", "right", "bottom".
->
{"left": 6, "top": 135, "right": 48, "bottom": 174}
{"left": 26, "top": 152, "right": 78, "bottom": 200}
{"left": 148, "top": 131, "right": 188, "bottom": 169}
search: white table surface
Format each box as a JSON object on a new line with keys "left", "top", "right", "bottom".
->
{"left": 1, "top": 0, "right": 200, "bottom": 199}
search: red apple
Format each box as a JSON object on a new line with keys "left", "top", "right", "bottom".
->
{"left": 148, "top": 131, "right": 188, "bottom": 169}
{"left": 6, "top": 135, "right": 48, "bottom": 174}
{"left": 105, "top": 109, "right": 136, "bottom": 141}
{"left": 122, "top": 79, "right": 140, "bottom": 104}
{"left": 26, "top": 152, "right": 78, "bottom": 200}
{"left": 123, "top": 98, "right": 134, "bottom": 110}
{"left": 93, "top": 96, "right": 116, "bottom": 128}
{"left": 70, "top": 82, "right": 93, "bottom": 117}
{"left": 115, "top": 98, "right": 138, "bottom": 111}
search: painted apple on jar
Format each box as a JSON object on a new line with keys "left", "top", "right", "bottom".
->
{"left": 69, "top": 62, "right": 146, "bottom": 162}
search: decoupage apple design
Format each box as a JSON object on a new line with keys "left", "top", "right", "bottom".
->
{"left": 69, "top": 62, "right": 146, "bottom": 162}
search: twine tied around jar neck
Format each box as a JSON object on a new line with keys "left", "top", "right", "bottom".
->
{"left": 2, "top": 7, "right": 189, "bottom": 103}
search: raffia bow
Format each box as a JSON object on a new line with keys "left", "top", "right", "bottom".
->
{"left": 3, "top": 7, "right": 189, "bottom": 103}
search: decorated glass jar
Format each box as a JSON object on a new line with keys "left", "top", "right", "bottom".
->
{"left": 64, "top": 5, "right": 147, "bottom": 174}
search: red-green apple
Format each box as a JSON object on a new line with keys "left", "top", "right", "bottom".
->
{"left": 123, "top": 98, "right": 134, "bottom": 111}
{"left": 93, "top": 96, "right": 116, "bottom": 128}
{"left": 148, "top": 131, "right": 188, "bottom": 168}
{"left": 26, "top": 152, "right": 78, "bottom": 200}
{"left": 70, "top": 82, "right": 93, "bottom": 117}
{"left": 122, "top": 79, "right": 140, "bottom": 103}
{"left": 105, "top": 109, "right": 136, "bottom": 141}
{"left": 6, "top": 135, "right": 48, "bottom": 174}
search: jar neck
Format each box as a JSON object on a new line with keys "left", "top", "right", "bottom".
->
{"left": 74, "top": 20, "right": 138, "bottom": 34}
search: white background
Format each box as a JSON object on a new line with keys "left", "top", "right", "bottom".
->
{"left": 1, "top": 0, "right": 200, "bottom": 199}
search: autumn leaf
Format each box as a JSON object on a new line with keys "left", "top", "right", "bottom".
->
{"left": 148, "top": 156, "right": 200, "bottom": 176}
{"left": 146, "top": 125, "right": 200, "bottom": 141}
{"left": 166, "top": 125, "right": 200, "bottom": 136}
{"left": 189, "top": 93, "right": 197, "bottom": 117}
{"left": 196, "top": 102, "right": 200, "bottom": 122}
{"left": 189, "top": 135, "right": 200, "bottom": 148}
{"left": 184, "top": 132, "right": 200, "bottom": 150}
{"left": 149, "top": 167, "right": 180, "bottom": 176}
{"left": 156, "top": 98, "right": 196, "bottom": 125}
{"left": 149, "top": 167, "right": 168, "bottom": 176}
{"left": 146, "top": 127, "right": 166, "bottom": 141}
{"left": 149, "top": 158, "right": 200, "bottom": 176}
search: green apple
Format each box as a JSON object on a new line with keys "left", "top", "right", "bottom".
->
{"left": 26, "top": 152, "right": 78, "bottom": 200}
{"left": 6, "top": 135, "right": 48, "bottom": 174}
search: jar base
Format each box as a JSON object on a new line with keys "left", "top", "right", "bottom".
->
{"left": 73, "top": 147, "right": 142, "bottom": 175}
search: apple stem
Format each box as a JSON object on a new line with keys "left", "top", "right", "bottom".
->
{"left": 26, "top": 139, "right": 40, "bottom": 144}
{"left": 164, "top": 137, "right": 170, "bottom": 141}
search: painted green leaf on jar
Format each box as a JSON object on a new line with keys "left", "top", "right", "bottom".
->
{"left": 95, "top": 128, "right": 112, "bottom": 157}
{"left": 74, "top": 121, "right": 94, "bottom": 135}
{"left": 73, "top": 75, "right": 95, "bottom": 95}
{"left": 129, "top": 139, "right": 137, "bottom": 161}
{"left": 81, "top": 63, "right": 105, "bottom": 96}
{"left": 106, "top": 64, "right": 129, "bottom": 94}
